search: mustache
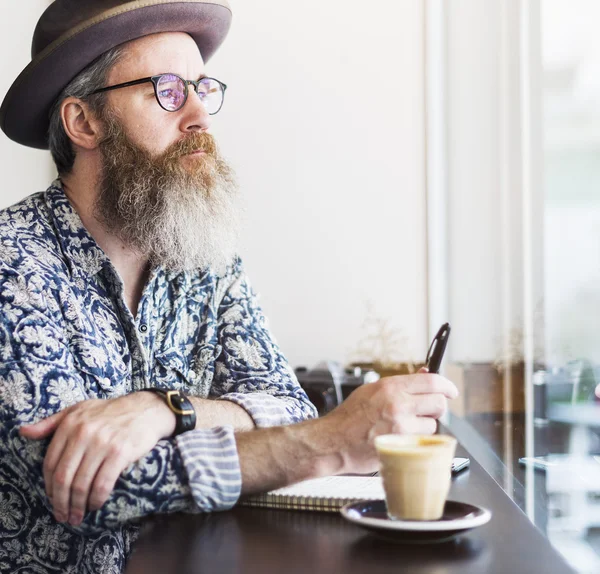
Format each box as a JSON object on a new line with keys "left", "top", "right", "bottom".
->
{"left": 164, "top": 131, "right": 217, "bottom": 161}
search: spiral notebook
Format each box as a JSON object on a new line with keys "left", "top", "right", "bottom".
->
{"left": 240, "top": 476, "right": 385, "bottom": 512}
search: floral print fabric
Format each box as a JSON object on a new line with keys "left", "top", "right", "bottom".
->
{"left": 0, "top": 181, "right": 316, "bottom": 573}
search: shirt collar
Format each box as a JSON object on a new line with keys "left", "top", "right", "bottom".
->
{"left": 45, "top": 179, "right": 111, "bottom": 278}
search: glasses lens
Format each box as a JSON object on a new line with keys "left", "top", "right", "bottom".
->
{"left": 156, "top": 74, "right": 187, "bottom": 111}
{"left": 197, "top": 78, "right": 225, "bottom": 115}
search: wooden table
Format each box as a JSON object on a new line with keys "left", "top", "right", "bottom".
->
{"left": 125, "top": 445, "right": 574, "bottom": 574}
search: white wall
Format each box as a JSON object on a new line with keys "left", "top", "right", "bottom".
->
{"left": 210, "top": 1, "right": 428, "bottom": 367}
{"left": 0, "top": 1, "right": 54, "bottom": 208}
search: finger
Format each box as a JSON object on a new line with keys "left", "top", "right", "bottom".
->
{"left": 384, "top": 416, "right": 437, "bottom": 435}
{"left": 51, "top": 437, "right": 87, "bottom": 522}
{"left": 415, "top": 417, "right": 438, "bottom": 435}
{"left": 88, "top": 451, "right": 130, "bottom": 512}
{"left": 418, "top": 367, "right": 429, "bottom": 373}
{"left": 44, "top": 425, "right": 71, "bottom": 499}
{"left": 68, "top": 451, "right": 106, "bottom": 526}
{"left": 20, "top": 407, "right": 73, "bottom": 439}
{"left": 400, "top": 374, "right": 458, "bottom": 399}
{"left": 412, "top": 393, "right": 448, "bottom": 419}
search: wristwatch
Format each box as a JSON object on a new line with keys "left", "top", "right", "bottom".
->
{"left": 143, "top": 388, "right": 196, "bottom": 436}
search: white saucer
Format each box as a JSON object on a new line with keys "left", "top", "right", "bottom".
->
{"left": 340, "top": 500, "right": 492, "bottom": 544}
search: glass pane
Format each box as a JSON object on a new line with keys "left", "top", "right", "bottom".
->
{"left": 539, "top": 1, "right": 600, "bottom": 569}
{"left": 442, "top": 2, "right": 600, "bottom": 571}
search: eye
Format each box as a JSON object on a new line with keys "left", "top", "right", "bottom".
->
{"left": 196, "top": 88, "right": 209, "bottom": 100}
{"left": 155, "top": 74, "right": 187, "bottom": 111}
{"left": 159, "top": 89, "right": 176, "bottom": 98}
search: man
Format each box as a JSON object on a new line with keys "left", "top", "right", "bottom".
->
{"left": 0, "top": 1, "right": 458, "bottom": 573}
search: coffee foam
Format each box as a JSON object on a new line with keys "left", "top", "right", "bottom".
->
{"left": 375, "top": 434, "right": 455, "bottom": 453}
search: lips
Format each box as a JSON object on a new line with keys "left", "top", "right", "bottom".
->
{"left": 172, "top": 132, "right": 216, "bottom": 159}
{"left": 180, "top": 149, "right": 206, "bottom": 158}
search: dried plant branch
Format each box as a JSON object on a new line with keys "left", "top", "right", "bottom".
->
{"left": 349, "top": 301, "right": 418, "bottom": 371}
{"left": 492, "top": 299, "right": 546, "bottom": 370}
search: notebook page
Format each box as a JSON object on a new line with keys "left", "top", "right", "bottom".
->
{"left": 266, "top": 475, "right": 385, "bottom": 500}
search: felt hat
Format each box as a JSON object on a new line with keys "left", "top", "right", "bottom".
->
{"left": 0, "top": 0, "right": 232, "bottom": 149}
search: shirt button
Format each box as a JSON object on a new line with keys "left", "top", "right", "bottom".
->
{"left": 139, "top": 324, "right": 148, "bottom": 333}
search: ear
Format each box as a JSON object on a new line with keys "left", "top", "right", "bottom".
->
{"left": 60, "top": 97, "right": 104, "bottom": 150}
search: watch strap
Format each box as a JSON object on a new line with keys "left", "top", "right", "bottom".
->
{"left": 143, "top": 388, "right": 196, "bottom": 436}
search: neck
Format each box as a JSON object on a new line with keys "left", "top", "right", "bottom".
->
{"left": 61, "top": 166, "right": 150, "bottom": 318}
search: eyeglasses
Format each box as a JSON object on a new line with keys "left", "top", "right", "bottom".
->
{"left": 90, "top": 73, "right": 227, "bottom": 115}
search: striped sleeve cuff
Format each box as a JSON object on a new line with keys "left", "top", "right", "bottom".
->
{"left": 218, "top": 392, "right": 312, "bottom": 427}
{"left": 176, "top": 426, "right": 241, "bottom": 512}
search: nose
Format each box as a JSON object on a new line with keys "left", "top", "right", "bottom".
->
{"left": 180, "top": 87, "right": 211, "bottom": 133}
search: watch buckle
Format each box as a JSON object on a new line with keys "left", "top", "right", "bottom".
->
{"left": 165, "top": 390, "right": 195, "bottom": 416}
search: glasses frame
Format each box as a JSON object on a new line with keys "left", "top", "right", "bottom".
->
{"left": 90, "top": 73, "right": 227, "bottom": 115}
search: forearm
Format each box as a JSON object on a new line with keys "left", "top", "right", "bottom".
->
{"left": 14, "top": 391, "right": 242, "bottom": 535}
{"left": 215, "top": 391, "right": 317, "bottom": 428}
{"left": 189, "top": 397, "right": 255, "bottom": 431}
{"left": 235, "top": 416, "right": 345, "bottom": 495}
{"left": 189, "top": 392, "right": 316, "bottom": 432}
{"left": 139, "top": 392, "right": 255, "bottom": 435}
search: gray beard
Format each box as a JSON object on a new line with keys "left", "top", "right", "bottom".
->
{"left": 94, "top": 116, "right": 241, "bottom": 275}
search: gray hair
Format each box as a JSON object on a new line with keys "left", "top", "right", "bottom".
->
{"left": 48, "top": 46, "right": 125, "bottom": 175}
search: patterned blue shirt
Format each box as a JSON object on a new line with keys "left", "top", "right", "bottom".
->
{"left": 0, "top": 181, "right": 316, "bottom": 573}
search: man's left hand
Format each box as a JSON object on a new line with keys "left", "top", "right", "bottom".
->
{"left": 19, "top": 392, "right": 175, "bottom": 526}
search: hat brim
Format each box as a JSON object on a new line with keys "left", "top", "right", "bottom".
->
{"left": 0, "top": 1, "right": 232, "bottom": 150}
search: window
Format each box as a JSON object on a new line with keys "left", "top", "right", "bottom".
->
{"left": 430, "top": 1, "right": 600, "bottom": 570}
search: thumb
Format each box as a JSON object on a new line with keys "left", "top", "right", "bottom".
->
{"left": 418, "top": 366, "right": 429, "bottom": 374}
{"left": 19, "top": 407, "right": 72, "bottom": 439}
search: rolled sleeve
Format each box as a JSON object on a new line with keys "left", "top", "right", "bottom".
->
{"left": 176, "top": 425, "right": 242, "bottom": 511}
{"left": 218, "top": 392, "right": 316, "bottom": 427}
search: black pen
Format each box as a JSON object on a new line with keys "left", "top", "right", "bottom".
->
{"left": 425, "top": 323, "right": 451, "bottom": 374}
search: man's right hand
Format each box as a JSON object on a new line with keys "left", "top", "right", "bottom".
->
{"left": 319, "top": 371, "right": 459, "bottom": 474}
{"left": 236, "top": 371, "right": 459, "bottom": 494}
